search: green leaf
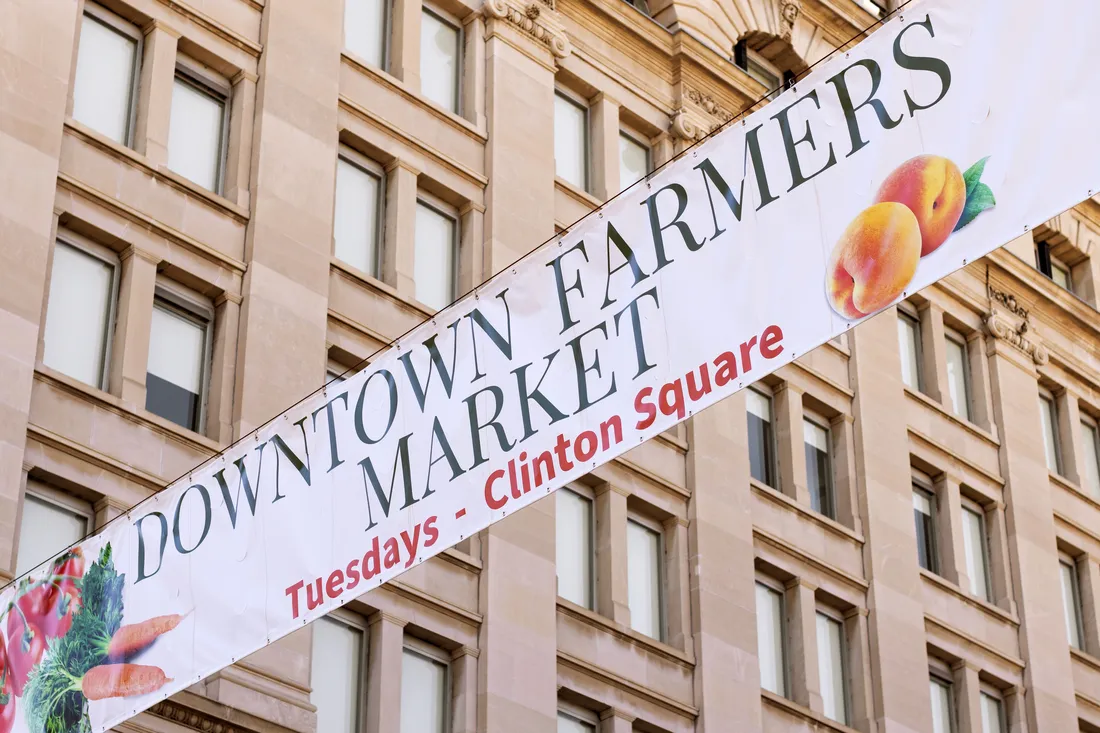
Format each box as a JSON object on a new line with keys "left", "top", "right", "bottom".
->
{"left": 962, "top": 156, "right": 990, "bottom": 195}
{"left": 955, "top": 182, "right": 996, "bottom": 231}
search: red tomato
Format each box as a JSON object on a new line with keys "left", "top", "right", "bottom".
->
{"left": 6, "top": 616, "right": 44, "bottom": 696}
{"left": 37, "top": 583, "right": 80, "bottom": 639}
{"left": 0, "top": 646, "right": 14, "bottom": 733}
{"left": 4, "top": 585, "right": 49, "bottom": 642}
{"left": 52, "top": 548, "right": 84, "bottom": 582}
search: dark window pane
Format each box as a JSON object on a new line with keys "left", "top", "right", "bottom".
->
{"left": 913, "top": 489, "right": 936, "bottom": 573}
{"left": 747, "top": 390, "right": 775, "bottom": 486}
{"left": 804, "top": 420, "right": 834, "bottom": 518}
{"left": 146, "top": 372, "right": 201, "bottom": 431}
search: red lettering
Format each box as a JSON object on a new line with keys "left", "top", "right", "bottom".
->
{"left": 760, "top": 324, "right": 784, "bottom": 359}
{"left": 533, "top": 451, "right": 556, "bottom": 486}
{"left": 305, "top": 578, "right": 324, "bottom": 611}
{"left": 423, "top": 516, "right": 439, "bottom": 548}
{"left": 600, "top": 415, "right": 623, "bottom": 449}
{"left": 713, "top": 351, "right": 737, "bottom": 386}
{"left": 575, "top": 430, "right": 598, "bottom": 462}
{"left": 659, "top": 379, "right": 686, "bottom": 419}
{"left": 686, "top": 364, "right": 712, "bottom": 400}
{"left": 363, "top": 536, "right": 381, "bottom": 580}
{"left": 345, "top": 558, "right": 361, "bottom": 591}
{"left": 400, "top": 524, "right": 422, "bottom": 568}
{"left": 635, "top": 386, "right": 656, "bottom": 429}
{"left": 383, "top": 537, "right": 401, "bottom": 569}
{"left": 739, "top": 335, "right": 759, "bottom": 373}
{"left": 285, "top": 580, "right": 304, "bottom": 619}
{"left": 485, "top": 469, "right": 508, "bottom": 510}
{"left": 326, "top": 569, "right": 345, "bottom": 598}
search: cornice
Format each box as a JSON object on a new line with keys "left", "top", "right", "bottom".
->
{"left": 148, "top": 700, "right": 245, "bottom": 733}
{"left": 484, "top": 0, "right": 571, "bottom": 58}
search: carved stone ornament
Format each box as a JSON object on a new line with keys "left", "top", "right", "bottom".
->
{"left": 684, "top": 87, "right": 734, "bottom": 125}
{"left": 669, "top": 110, "right": 701, "bottom": 141}
{"left": 148, "top": 700, "right": 243, "bottom": 733}
{"left": 984, "top": 285, "right": 1048, "bottom": 365}
{"left": 484, "top": 0, "right": 570, "bottom": 58}
{"left": 779, "top": 0, "right": 801, "bottom": 41}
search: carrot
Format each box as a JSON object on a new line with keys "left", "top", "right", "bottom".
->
{"left": 81, "top": 664, "right": 172, "bottom": 701}
{"left": 106, "top": 614, "right": 185, "bottom": 662}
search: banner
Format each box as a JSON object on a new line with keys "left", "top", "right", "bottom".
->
{"left": 7, "top": 0, "right": 1100, "bottom": 730}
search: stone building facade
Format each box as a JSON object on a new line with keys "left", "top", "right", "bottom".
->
{"left": 2, "top": 0, "right": 1100, "bottom": 731}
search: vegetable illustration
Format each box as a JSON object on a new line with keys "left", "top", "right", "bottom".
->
{"left": 7, "top": 613, "right": 45, "bottom": 696}
{"left": 0, "top": 646, "right": 16, "bottom": 733}
{"left": 106, "top": 615, "right": 185, "bottom": 663}
{"left": 80, "top": 664, "right": 172, "bottom": 701}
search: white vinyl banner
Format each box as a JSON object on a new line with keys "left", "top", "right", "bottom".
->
{"left": 7, "top": 0, "right": 1100, "bottom": 730}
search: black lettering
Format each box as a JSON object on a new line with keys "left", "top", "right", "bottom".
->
{"left": 172, "top": 483, "right": 212, "bottom": 555}
{"left": 464, "top": 385, "right": 516, "bottom": 468}
{"left": 894, "top": 15, "right": 951, "bottom": 115}
{"left": 355, "top": 369, "right": 398, "bottom": 444}
{"left": 134, "top": 511, "right": 168, "bottom": 583}
{"left": 602, "top": 222, "right": 649, "bottom": 309}
{"left": 826, "top": 58, "right": 903, "bottom": 158}
{"left": 424, "top": 417, "right": 465, "bottom": 498}
{"left": 547, "top": 241, "right": 589, "bottom": 334}
{"left": 358, "top": 433, "right": 417, "bottom": 531}
{"left": 399, "top": 320, "right": 462, "bottom": 411}
{"left": 512, "top": 350, "right": 569, "bottom": 442}
{"left": 311, "top": 391, "right": 349, "bottom": 473}
{"left": 772, "top": 90, "right": 837, "bottom": 192}
{"left": 613, "top": 287, "right": 660, "bottom": 379}
{"left": 467, "top": 289, "right": 513, "bottom": 381}
{"left": 566, "top": 322, "right": 617, "bottom": 414}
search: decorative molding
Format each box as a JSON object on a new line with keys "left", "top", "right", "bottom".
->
{"left": 484, "top": 0, "right": 570, "bottom": 58}
{"left": 668, "top": 109, "right": 702, "bottom": 141}
{"left": 984, "top": 284, "right": 1048, "bottom": 365}
{"left": 148, "top": 700, "right": 244, "bottom": 733}
{"left": 779, "top": 0, "right": 802, "bottom": 42}
{"left": 684, "top": 87, "right": 735, "bottom": 125}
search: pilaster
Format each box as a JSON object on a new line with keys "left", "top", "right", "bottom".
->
{"left": 595, "top": 483, "right": 631, "bottom": 626}
{"left": 108, "top": 246, "right": 159, "bottom": 408}
{"left": 774, "top": 382, "right": 806, "bottom": 504}
{"left": 787, "top": 579, "right": 821, "bottom": 712}
{"left": 366, "top": 612, "right": 407, "bottom": 733}
{"left": 590, "top": 93, "right": 620, "bottom": 201}
{"left": 383, "top": 159, "right": 421, "bottom": 298}
{"left": 133, "top": 20, "right": 180, "bottom": 166}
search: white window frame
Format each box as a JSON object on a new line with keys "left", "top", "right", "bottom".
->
{"left": 944, "top": 328, "right": 973, "bottom": 421}
{"left": 172, "top": 59, "right": 231, "bottom": 195}
{"left": 618, "top": 126, "right": 651, "bottom": 190}
{"left": 555, "top": 483, "right": 596, "bottom": 610}
{"left": 554, "top": 87, "right": 591, "bottom": 193}
{"left": 755, "top": 575, "right": 789, "bottom": 698}
{"left": 17, "top": 481, "right": 95, "bottom": 576}
{"left": 343, "top": 0, "right": 392, "bottom": 70}
{"left": 1082, "top": 413, "right": 1100, "bottom": 497}
{"left": 46, "top": 233, "right": 121, "bottom": 392}
{"left": 557, "top": 701, "right": 599, "bottom": 732}
{"left": 928, "top": 662, "right": 957, "bottom": 733}
{"left": 1039, "top": 388, "right": 1062, "bottom": 475}
{"left": 961, "top": 497, "right": 992, "bottom": 602}
{"left": 747, "top": 384, "right": 778, "bottom": 488}
{"left": 1050, "top": 255, "right": 1073, "bottom": 292}
{"left": 312, "top": 609, "right": 369, "bottom": 733}
{"left": 913, "top": 480, "right": 939, "bottom": 575}
{"left": 1059, "top": 551, "right": 1085, "bottom": 651}
{"left": 335, "top": 146, "right": 386, "bottom": 278}
{"left": 627, "top": 511, "right": 666, "bottom": 642}
{"left": 897, "top": 304, "right": 923, "bottom": 392}
{"left": 421, "top": 4, "right": 463, "bottom": 116}
{"left": 402, "top": 635, "right": 452, "bottom": 733}
{"left": 414, "top": 191, "right": 460, "bottom": 310}
{"left": 980, "top": 687, "right": 1007, "bottom": 733}
{"left": 148, "top": 281, "right": 215, "bottom": 434}
{"left": 803, "top": 411, "right": 835, "bottom": 519}
{"left": 816, "top": 606, "right": 851, "bottom": 726}
{"left": 77, "top": 3, "right": 144, "bottom": 148}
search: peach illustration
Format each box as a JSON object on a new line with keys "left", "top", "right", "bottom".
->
{"left": 826, "top": 202, "right": 922, "bottom": 319}
{"left": 874, "top": 154, "right": 966, "bottom": 256}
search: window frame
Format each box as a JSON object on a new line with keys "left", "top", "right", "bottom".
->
{"left": 45, "top": 234, "right": 121, "bottom": 392}
{"left": 1039, "top": 389, "right": 1062, "bottom": 475}
{"left": 311, "top": 609, "right": 369, "bottom": 733}
{"left": 979, "top": 687, "right": 1007, "bottom": 733}
{"left": 755, "top": 575, "right": 789, "bottom": 698}
{"left": 1082, "top": 413, "right": 1100, "bottom": 498}
{"left": 420, "top": 4, "right": 464, "bottom": 116}
{"left": 148, "top": 282, "right": 215, "bottom": 434}
{"left": 171, "top": 59, "right": 232, "bottom": 195}
{"left": 553, "top": 88, "right": 591, "bottom": 193}
{"left": 76, "top": 3, "right": 144, "bottom": 148}
{"left": 734, "top": 42, "right": 783, "bottom": 101}
{"left": 555, "top": 483, "right": 596, "bottom": 610}
{"left": 913, "top": 481, "right": 939, "bottom": 574}
{"left": 960, "top": 497, "right": 992, "bottom": 602}
{"left": 746, "top": 384, "right": 779, "bottom": 489}
{"left": 897, "top": 306, "right": 923, "bottom": 392}
{"left": 334, "top": 147, "right": 386, "bottom": 279}
{"left": 928, "top": 667, "right": 956, "bottom": 733}
{"left": 401, "top": 635, "right": 452, "bottom": 733}
{"left": 343, "top": 0, "right": 392, "bottom": 70}
{"left": 557, "top": 701, "right": 599, "bottom": 732}
{"left": 1059, "top": 552, "right": 1085, "bottom": 651}
{"left": 617, "top": 126, "right": 651, "bottom": 191}
{"left": 943, "top": 328, "right": 973, "bottom": 421}
{"left": 414, "top": 191, "right": 460, "bottom": 311}
{"left": 1035, "top": 239, "right": 1074, "bottom": 292}
{"left": 815, "top": 607, "right": 851, "bottom": 726}
{"left": 17, "top": 481, "right": 94, "bottom": 576}
{"left": 626, "top": 512, "right": 666, "bottom": 642}
{"left": 803, "top": 412, "right": 836, "bottom": 519}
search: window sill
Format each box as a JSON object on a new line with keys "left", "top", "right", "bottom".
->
{"left": 34, "top": 364, "right": 223, "bottom": 457}
{"left": 760, "top": 689, "right": 861, "bottom": 733}
{"left": 339, "top": 52, "right": 487, "bottom": 143}
{"left": 63, "top": 119, "right": 250, "bottom": 223}
{"left": 555, "top": 177, "right": 603, "bottom": 214}
{"left": 919, "top": 568, "right": 1018, "bottom": 626}
{"left": 330, "top": 257, "right": 438, "bottom": 321}
{"left": 1070, "top": 646, "right": 1100, "bottom": 671}
{"left": 555, "top": 597, "right": 695, "bottom": 668}
{"left": 903, "top": 386, "right": 1000, "bottom": 447}
{"left": 750, "top": 479, "right": 865, "bottom": 546}
{"left": 1049, "top": 470, "right": 1100, "bottom": 512}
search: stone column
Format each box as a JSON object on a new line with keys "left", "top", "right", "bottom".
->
{"left": 831, "top": 414, "right": 861, "bottom": 533}
{"left": 595, "top": 483, "right": 630, "bottom": 626}
{"left": 462, "top": 14, "right": 486, "bottom": 129}
{"left": 1060, "top": 388, "right": 1086, "bottom": 488}
{"left": 937, "top": 473, "right": 967, "bottom": 589}
{"left": 848, "top": 308, "right": 934, "bottom": 732}
{"left": 919, "top": 301, "right": 950, "bottom": 406}
{"left": 366, "top": 612, "right": 407, "bottom": 733}
{"left": 225, "top": 71, "right": 258, "bottom": 209}
{"left": 451, "top": 647, "right": 479, "bottom": 733}
{"left": 390, "top": 0, "right": 423, "bottom": 90}
{"left": 590, "top": 93, "right": 620, "bottom": 201}
{"left": 986, "top": 332, "right": 1078, "bottom": 731}
{"left": 599, "top": 708, "right": 635, "bottom": 733}
{"left": 664, "top": 516, "right": 691, "bottom": 651}
{"left": 953, "top": 661, "right": 983, "bottom": 733}
{"left": 787, "top": 579, "right": 821, "bottom": 712}
{"left": 847, "top": 608, "right": 875, "bottom": 732}
{"left": 1079, "top": 556, "right": 1100, "bottom": 655}
{"left": 687, "top": 393, "right": 762, "bottom": 733}
{"left": 967, "top": 330, "right": 995, "bottom": 432}
{"left": 208, "top": 292, "right": 241, "bottom": 444}
{"left": 774, "top": 382, "right": 806, "bottom": 502}
{"left": 0, "top": 0, "right": 82, "bottom": 573}
{"left": 383, "top": 159, "right": 420, "bottom": 299}
{"left": 108, "top": 247, "right": 158, "bottom": 408}
{"left": 987, "top": 500, "right": 1017, "bottom": 615}
{"left": 133, "top": 20, "right": 180, "bottom": 165}
{"left": 93, "top": 496, "right": 129, "bottom": 529}
{"left": 457, "top": 202, "right": 485, "bottom": 295}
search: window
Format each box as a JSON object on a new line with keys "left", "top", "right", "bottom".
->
{"left": 72, "top": 8, "right": 140, "bottom": 145}
{"left": 622, "top": 0, "right": 651, "bottom": 14}
{"left": 334, "top": 153, "right": 383, "bottom": 277}
{"left": 734, "top": 41, "right": 784, "bottom": 101}
{"left": 747, "top": 388, "right": 777, "bottom": 487}
{"left": 146, "top": 296, "right": 210, "bottom": 432}
{"left": 1081, "top": 417, "right": 1100, "bottom": 498}
{"left": 1060, "top": 556, "right": 1084, "bottom": 651}
{"left": 420, "top": 8, "right": 461, "bottom": 113}
{"left": 855, "top": 0, "right": 888, "bottom": 18}
{"left": 961, "top": 502, "right": 991, "bottom": 601}
{"left": 619, "top": 131, "right": 649, "bottom": 191}
{"left": 816, "top": 611, "right": 848, "bottom": 725}
{"left": 755, "top": 581, "right": 787, "bottom": 697}
{"left": 1036, "top": 240, "right": 1073, "bottom": 292}
{"left": 1039, "top": 392, "right": 1061, "bottom": 474}
{"left": 944, "top": 331, "right": 971, "bottom": 420}
{"left": 345, "top": 0, "right": 388, "bottom": 68}
{"left": 557, "top": 709, "right": 597, "bottom": 733}
{"left": 16, "top": 486, "right": 91, "bottom": 577}
{"left": 168, "top": 71, "right": 228, "bottom": 192}
{"left": 554, "top": 92, "right": 589, "bottom": 191}
{"left": 980, "top": 691, "right": 1005, "bottom": 733}
{"left": 898, "top": 310, "right": 922, "bottom": 391}
{"left": 627, "top": 518, "right": 663, "bottom": 640}
{"left": 42, "top": 240, "right": 117, "bottom": 389}
{"left": 913, "top": 486, "right": 938, "bottom": 573}
{"left": 804, "top": 417, "right": 835, "bottom": 518}
{"left": 556, "top": 487, "right": 594, "bottom": 609}
{"left": 401, "top": 638, "right": 450, "bottom": 733}
{"left": 414, "top": 199, "right": 457, "bottom": 311}
{"left": 929, "top": 675, "right": 955, "bottom": 733}
{"left": 311, "top": 614, "right": 365, "bottom": 733}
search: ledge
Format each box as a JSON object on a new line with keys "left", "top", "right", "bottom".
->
{"left": 761, "top": 689, "right": 861, "bottom": 733}
{"left": 906, "top": 425, "right": 1005, "bottom": 488}
{"left": 608, "top": 454, "right": 690, "bottom": 501}
{"left": 784, "top": 357, "right": 854, "bottom": 401}
{"left": 1050, "top": 472, "right": 1100, "bottom": 521}
{"left": 385, "top": 579, "right": 483, "bottom": 628}
{"left": 555, "top": 177, "right": 603, "bottom": 213}
{"left": 753, "top": 526, "right": 869, "bottom": 591}
{"left": 557, "top": 649, "right": 698, "bottom": 719}
{"left": 751, "top": 479, "right": 865, "bottom": 547}
{"left": 27, "top": 423, "right": 164, "bottom": 494}
{"left": 556, "top": 598, "right": 695, "bottom": 668}
{"left": 920, "top": 569, "right": 1018, "bottom": 627}
{"left": 330, "top": 258, "right": 437, "bottom": 321}
{"left": 923, "top": 613, "right": 1025, "bottom": 672}
{"left": 903, "top": 386, "right": 1000, "bottom": 448}
{"left": 153, "top": 0, "right": 263, "bottom": 57}
{"left": 1071, "top": 646, "right": 1100, "bottom": 674}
